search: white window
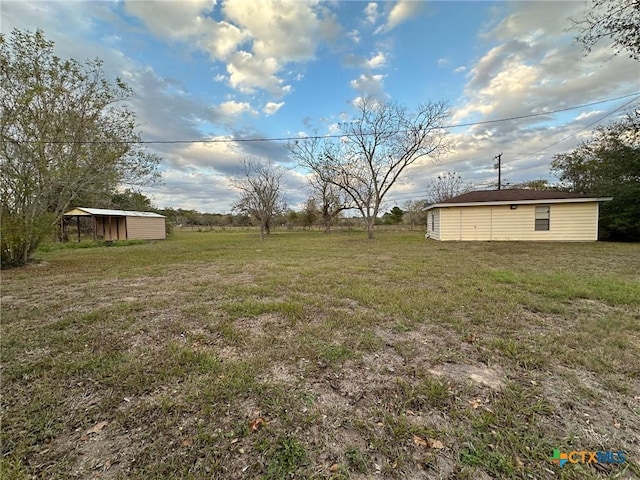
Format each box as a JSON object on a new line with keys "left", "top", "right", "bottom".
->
{"left": 535, "top": 206, "right": 550, "bottom": 231}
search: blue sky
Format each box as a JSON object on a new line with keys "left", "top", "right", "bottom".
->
{"left": 2, "top": 0, "right": 639, "bottom": 213}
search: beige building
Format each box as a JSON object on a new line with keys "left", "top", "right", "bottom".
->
{"left": 63, "top": 207, "right": 166, "bottom": 241}
{"left": 425, "top": 189, "right": 612, "bottom": 241}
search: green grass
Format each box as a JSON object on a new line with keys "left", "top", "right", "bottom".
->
{"left": 1, "top": 230, "right": 639, "bottom": 479}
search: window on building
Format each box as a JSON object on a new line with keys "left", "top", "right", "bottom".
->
{"left": 535, "top": 206, "right": 550, "bottom": 231}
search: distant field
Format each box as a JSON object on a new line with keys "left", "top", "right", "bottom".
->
{"left": 2, "top": 231, "right": 639, "bottom": 479}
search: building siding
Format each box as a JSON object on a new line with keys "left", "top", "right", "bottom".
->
{"left": 126, "top": 217, "right": 166, "bottom": 240}
{"left": 435, "top": 202, "right": 599, "bottom": 241}
{"left": 95, "top": 216, "right": 127, "bottom": 240}
{"left": 427, "top": 209, "right": 440, "bottom": 240}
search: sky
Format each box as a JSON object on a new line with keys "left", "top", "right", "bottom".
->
{"left": 2, "top": 0, "right": 639, "bottom": 214}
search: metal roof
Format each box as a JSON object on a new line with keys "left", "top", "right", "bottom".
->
{"left": 64, "top": 207, "right": 165, "bottom": 218}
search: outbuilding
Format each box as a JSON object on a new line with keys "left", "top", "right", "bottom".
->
{"left": 425, "top": 189, "right": 612, "bottom": 241}
{"left": 63, "top": 207, "right": 166, "bottom": 241}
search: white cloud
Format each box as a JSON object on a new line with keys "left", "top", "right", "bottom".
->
{"left": 453, "top": 2, "right": 639, "bottom": 130}
{"left": 367, "top": 52, "right": 387, "bottom": 69}
{"left": 437, "top": 57, "right": 450, "bottom": 67}
{"left": 454, "top": 66, "right": 467, "bottom": 74}
{"left": 344, "top": 51, "right": 388, "bottom": 71}
{"left": 223, "top": 0, "right": 321, "bottom": 63}
{"left": 379, "top": 1, "right": 422, "bottom": 33}
{"left": 264, "top": 101, "right": 285, "bottom": 115}
{"left": 218, "top": 100, "right": 257, "bottom": 117}
{"left": 365, "top": 2, "right": 378, "bottom": 24}
{"left": 348, "top": 29, "right": 361, "bottom": 44}
{"left": 124, "top": 0, "right": 340, "bottom": 98}
{"left": 350, "top": 73, "right": 387, "bottom": 99}
{"left": 575, "top": 110, "right": 604, "bottom": 121}
{"left": 226, "top": 51, "right": 291, "bottom": 97}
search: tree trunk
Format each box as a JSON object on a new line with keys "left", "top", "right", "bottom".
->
{"left": 366, "top": 218, "right": 375, "bottom": 240}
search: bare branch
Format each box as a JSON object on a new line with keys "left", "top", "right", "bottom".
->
{"left": 288, "top": 97, "right": 450, "bottom": 239}
{"left": 230, "top": 157, "right": 285, "bottom": 240}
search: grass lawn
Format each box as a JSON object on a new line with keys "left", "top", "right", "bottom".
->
{"left": 2, "top": 230, "right": 639, "bottom": 479}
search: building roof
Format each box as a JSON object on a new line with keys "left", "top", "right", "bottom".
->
{"left": 426, "top": 189, "right": 612, "bottom": 210}
{"left": 63, "top": 207, "right": 165, "bottom": 218}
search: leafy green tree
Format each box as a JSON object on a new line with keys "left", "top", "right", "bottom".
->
{"left": 301, "top": 198, "right": 319, "bottom": 230}
{"left": 111, "top": 189, "right": 154, "bottom": 211}
{"left": 0, "top": 29, "right": 160, "bottom": 265}
{"left": 551, "top": 110, "right": 640, "bottom": 240}
{"left": 387, "top": 206, "right": 404, "bottom": 224}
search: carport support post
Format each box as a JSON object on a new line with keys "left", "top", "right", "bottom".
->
{"left": 77, "top": 215, "right": 81, "bottom": 243}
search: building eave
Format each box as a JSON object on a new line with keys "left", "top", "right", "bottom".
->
{"left": 425, "top": 197, "right": 613, "bottom": 211}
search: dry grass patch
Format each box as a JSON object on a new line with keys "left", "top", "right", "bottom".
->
{"left": 2, "top": 231, "right": 639, "bottom": 479}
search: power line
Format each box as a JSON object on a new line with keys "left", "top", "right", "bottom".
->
{"left": 508, "top": 95, "right": 639, "bottom": 164}
{"left": 11, "top": 92, "right": 639, "bottom": 146}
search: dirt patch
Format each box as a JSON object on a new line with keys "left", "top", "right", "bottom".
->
{"left": 428, "top": 363, "right": 504, "bottom": 390}
{"left": 258, "top": 363, "right": 299, "bottom": 385}
{"left": 234, "top": 313, "right": 286, "bottom": 337}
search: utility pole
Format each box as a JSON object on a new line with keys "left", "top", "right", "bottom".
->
{"left": 494, "top": 153, "right": 502, "bottom": 190}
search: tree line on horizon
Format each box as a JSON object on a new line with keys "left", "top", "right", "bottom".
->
{"left": 2, "top": 2, "right": 638, "bottom": 265}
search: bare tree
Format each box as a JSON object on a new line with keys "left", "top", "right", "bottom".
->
{"left": 425, "top": 171, "right": 473, "bottom": 203}
{"left": 509, "top": 179, "right": 559, "bottom": 191}
{"left": 230, "top": 158, "right": 285, "bottom": 240}
{"left": 309, "top": 172, "right": 351, "bottom": 234}
{"left": 289, "top": 97, "right": 450, "bottom": 239}
{"left": 572, "top": 0, "right": 640, "bottom": 61}
{"left": 402, "top": 199, "right": 428, "bottom": 230}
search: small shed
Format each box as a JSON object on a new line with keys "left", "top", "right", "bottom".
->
{"left": 63, "top": 207, "right": 166, "bottom": 241}
{"left": 425, "top": 189, "right": 612, "bottom": 241}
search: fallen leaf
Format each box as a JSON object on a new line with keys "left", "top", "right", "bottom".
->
{"left": 329, "top": 463, "right": 340, "bottom": 472}
{"left": 468, "top": 399, "right": 482, "bottom": 410}
{"left": 515, "top": 457, "right": 524, "bottom": 468}
{"left": 80, "top": 435, "right": 89, "bottom": 442}
{"left": 230, "top": 438, "right": 239, "bottom": 444}
{"left": 105, "top": 459, "right": 112, "bottom": 469}
{"left": 465, "top": 334, "right": 476, "bottom": 344}
{"left": 181, "top": 438, "right": 193, "bottom": 447}
{"left": 427, "top": 438, "right": 444, "bottom": 449}
{"left": 405, "top": 410, "right": 416, "bottom": 416}
{"left": 86, "top": 421, "right": 108, "bottom": 435}
{"left": 414, "top": 435, "right": 444, "bottom": 450}
{"left": 249, "top": 417, "right": 266, "bottom": 432}
{"left": 413, "top": 435, "right": 428, "bottom": 447}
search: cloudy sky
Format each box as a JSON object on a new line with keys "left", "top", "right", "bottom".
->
{"left": 2, "top": 0, "right": 639, "bottom": 213}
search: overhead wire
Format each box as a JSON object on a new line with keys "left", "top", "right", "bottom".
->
{"left": 12, "top": 91, "right": 639, "bottom": 146}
